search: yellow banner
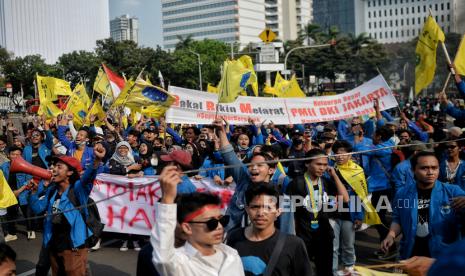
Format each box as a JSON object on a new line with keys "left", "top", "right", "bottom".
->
{"left": 455, "top": 34, "right": 465, "bottom": 76}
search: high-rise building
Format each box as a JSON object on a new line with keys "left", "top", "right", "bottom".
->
{"left": 110, "top": 15, "right": 139, "bottom": 44}
{"left": 162, "top": 0, "right": 313, "bottom": 50}
{"left": 0, "top": 0, "right": 109, "bottom": 63}
{"left": 265, "top": 0, "right": 313, "bottom": 41}
{"left": 364, "top": 0, "right": 464, "bottom": 43}
{"left": 162, "top": 0, "right": 266, "bottom": 50}
{"left": 312, "top": 0, "right": 465, "bottom": 44}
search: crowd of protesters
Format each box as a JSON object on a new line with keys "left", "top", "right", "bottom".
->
{"left": 0, "top": 67, "right": 464, "bottom": 276}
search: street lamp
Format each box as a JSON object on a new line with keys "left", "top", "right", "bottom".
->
{"left": 283, "top": 41, "right": 334, "bottom": 79}
{"left": 189, "top": 50, "right": 203, "bottom": 91}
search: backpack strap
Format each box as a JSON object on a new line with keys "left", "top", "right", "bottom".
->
{"left": 263, "top": 231, "right": 287, "bottom": 276}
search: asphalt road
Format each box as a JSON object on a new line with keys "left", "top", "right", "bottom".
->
{"left": 8, "top": 224, "right": 393, "bottom": 276}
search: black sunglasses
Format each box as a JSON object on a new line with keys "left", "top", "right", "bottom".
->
{"left": 446, "top": 145, "right": 458, "bottom": 149}
{"left": 188, "top": 215, "right": 230, "bottom": 231}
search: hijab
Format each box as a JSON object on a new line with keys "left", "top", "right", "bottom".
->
{"left": 111, "top": 141, "right": 135, "bottom": 166}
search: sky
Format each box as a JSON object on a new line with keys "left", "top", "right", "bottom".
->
{"left": 109, "top": 0, "right": 163, "bottom": 48}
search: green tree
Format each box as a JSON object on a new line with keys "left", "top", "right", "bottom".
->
{"left": 56, "top": 50, "right": 100, "bottom": 86}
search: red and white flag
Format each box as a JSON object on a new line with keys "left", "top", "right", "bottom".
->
{"left": 102, "top": 63, "right": 125, "bottom": 99}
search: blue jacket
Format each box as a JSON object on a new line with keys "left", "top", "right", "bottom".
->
{"left": 23, "top": 130, "right": 54, "bottom": 169}
{"left": 439, "top": 159, "right": 465, "bottom": 191}
{"left": 392, "top": 159, "right": 415, "bottom": 191}
{"left": 29, "top": 166, "right": 98, "bottom": 248}
{"left": 178, "top": 176, "right": 197, "bottom": 194}
{"left": 58, "top": 125, "right": 94, "bottom": 169}
{"left": 1, "top": 161, "right": 30, "bottom": 205}
{"left": 220, "top": 144, "right": 251, "bottom": 230}
{"left": 354, "top": 139, "right": 395, "bottom": 192}
{"left": 347, "top": 135, "right": 373, "bottom": 173}
{"left": 392, "top": 181, "right": 465, "bottom": 260}
{"left": 441, "top": 102, "right": 465, "bottom": 120}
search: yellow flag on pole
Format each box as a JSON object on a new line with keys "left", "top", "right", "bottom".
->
{"left": 354, "top": 266, "right": 407, "bottom": 276}
{"left": 415, "top": 15, "right": 445, "bottom": 94}
{"left": 217, "top": 59, "right": 257, "bottom": 103}
{"left": 65, "top": 83, "right": 91, "bottom": 127}
{"left": 86, "top": 99, "right": 106, "bottom": 126}
{"left": 93, "top": 67, "right": 112, "bottom": 98}
{"left": 37, "top": 75, "right": 72, "bottom": 101}
{"left": 0, "top": 170, "right": 17, "bottom": 208}
{"left": 455, "top": 34, "right": 465, "bottom": 76}
{"left": 238, "top": 55, "right": 259, "bottom": 96}
{"left": 336, "top": 160, "right": 382, "bottom": 226}
{"left": 207, "top": 83, "right": 219, "bottom": 93}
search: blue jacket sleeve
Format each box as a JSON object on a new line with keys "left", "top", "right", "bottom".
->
{"left": 363, "top": 118, "right": 375, "bottom": 139}
{"left": 220, "top": 144, "right": 247, "bottom": 186}
{"left": 272, "top": 129, "right": 291, "bottom": 148}
{"left": 442, "top": 102, "right": 465, "bottom": 121}
{"left": 407, "top": 121, "right": 428, "bottom": 142}
{"left": 44, "top": 130, "right": 54, "bottom": 150}
{"left": 337, "top": 120, "right": 349, "bottom": 141}
{"left": 29, "top": 188, "right": 52, "bottom": 215}
{"left": 75, "top": 167, "right": 98, "bottom": 197}
{"left": 166, "top": 127, "right": 183, "bottom": 145}
{"left": 57, "top": 125, "right": 74, "bottom": 151}
{"left": 457, "top": 79, "right": 465, "bottom": 97}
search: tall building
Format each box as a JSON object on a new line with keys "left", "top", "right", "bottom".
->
{"left": 364, "top": 0, "right": 464, "bottom": 43}
{"left": 162, "top": 0, "right": 266, "bottom": 50}
{"left": 265, "top": 0, "right": 313, "bottom": 41}
{"left": 110, "top": 15, "right": 139, "bottom": 44}
{"left": 0, "top": 0, "right": 109, "bottom": 63}
{"left": 312, "top": 0, "right": 465, "bottom": 44}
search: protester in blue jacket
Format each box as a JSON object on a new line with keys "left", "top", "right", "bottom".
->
{"left": 23, "top": 128, "right": 53, "bottom": 169}
{"left": 28, "top": 144, "right": 105, "bottom": 275}
{"left": 381, "top": 151, "right": 465, "bottom": 260}
{"left": 438, "top": 139, "right": 465, "bottom": 191}
{"left": 354, "top": 126, "right": 396, "bottom": 259}
{"left": 392, "top": 143, "right": 428, "bottom": 191}
{"left": 57, "top": 116, "right": 94, "bottom": 170}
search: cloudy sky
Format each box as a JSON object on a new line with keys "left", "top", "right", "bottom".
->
{"left": 109, "top": 0, "right": 163, "bottom": 48}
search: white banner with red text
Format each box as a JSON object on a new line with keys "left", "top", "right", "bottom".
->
{"left": 90, "top": 174, "right": 235, "bottom": 236}
{"left": 166, "top": 75, "right": 398, "bottom": 125}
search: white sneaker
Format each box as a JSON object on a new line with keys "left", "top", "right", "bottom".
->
{"left": 5, "top": 234, "right": 17, "bottom": 242}
{"left": 91, "top": 239, "right": 101, "bottom": 251}
{"left": 120, "top": 240, "right": 128, "bottom": 252}
{"left": 30, "top": 231, "right": 36, "bottom": 239}
{"left": 133, "top": 241, "right": 141, "bottom": 251}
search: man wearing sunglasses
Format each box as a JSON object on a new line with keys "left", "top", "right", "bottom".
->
{"left": 227, "top": 184, "right": 312, "bottom": 276}
{"left": 151, "top": 165, "right": 244, "bottom": 276}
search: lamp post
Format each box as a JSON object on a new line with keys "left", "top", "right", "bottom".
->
{"left": 189, "top": 50, "right": 203, "bottom": 91}
{"left": 283, "top": 42, "right": 334, "bottom": 79}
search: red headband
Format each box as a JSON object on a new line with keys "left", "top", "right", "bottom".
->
{"left": 182, "top": 204, "right": 221, "bottom": 223}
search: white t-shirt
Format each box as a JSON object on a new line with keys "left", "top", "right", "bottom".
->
{"left": 0, "top": 208, "right": 7, "bottom": 216}
{"left": 201, "top": 249, "right": 226, "bottom": 272}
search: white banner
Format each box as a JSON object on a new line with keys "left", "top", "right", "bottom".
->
{"left": 90, "top": 174, "right": 234, "bottom": 236}
{"left": 166, "top": 75, "right": 398, "bottom": 125}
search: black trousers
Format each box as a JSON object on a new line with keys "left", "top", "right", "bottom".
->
{"left": 371, "top": 189, "right": 392, "bottom": 243}
{"left": 35, "top": 245, "right": 51, "bottom": 276}
{"left": 137, "top": 243, "right": 160, "bottom": 276}
{"left": 6, "top": 205, "right": 18, "bottom": 235}
{"left": 19, "top": 204, "right": 35, "bottom": 231}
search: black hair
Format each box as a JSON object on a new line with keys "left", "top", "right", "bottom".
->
{"left": 304, "top": 148, "right": 327, "bottom": 164}
{"left": 0, "top": 135, "right": 8, "bottom": 144}
{"left": 332, "top": 140, "right": 353, "bottom": 153}
{"left": 128, "top": 129, "right": 141, "bottom": 138}
{"left": 176, "top": 192, "right": 221, "bottom": 224}
{"left": 8, "top": 145, "right": 23, "bottom": 154}
{"left": 261, "top": 144, "right": 283, "bottom": 159}
{"left": 0, "top": 243, "right": 16, "bottom": 264}
{"left": 78, "top": 126, "right": 90, "bottom": 138}
{"left": 410, "top": 151, "right": 438, "bottom": 170}
{"left": 375, "top": 126, "right": 394, "bottom": 142}
{"left": 185, "top": 126, "right": 201, "bottom": 136}
{"left": 251, "top": 152, "right": 277, "bottom": 168}
{"left": 245, "top": 183, "right": 280, "bottom": 208}
{"left": 444, "top": 137, "right": 465, "bottom": 148}
{"left": 397, "top": 129, "right": 413, "bottom": 137}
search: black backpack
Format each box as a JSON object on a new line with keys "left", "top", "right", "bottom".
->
{"left": 48, "top": 186, "right": 104, "bottom": 248}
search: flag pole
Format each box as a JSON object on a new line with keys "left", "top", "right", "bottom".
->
{"left": 441, "top": 72, "right": 452, "bottom": 93}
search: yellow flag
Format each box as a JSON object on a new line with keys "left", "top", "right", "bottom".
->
{"left": 125, "top": 78, "right": 175, "bottom": 109}
{"left": 336, "top": 160, "right": 382, "bottom": 225}
{"left": 354, "top": 266, "right": 407, "bottom": 276}
{"left": 65, "top": 83, "right": 91, "bottom": 127}
{"left": 266, "top": 73, "right": 306, "bottom": 98}
{"left": 285, "top": 75, "right": 306, "bottom": 97}
{"left": 415, "top": 15, "right": 445, "bottom": 94}
{"left": 93, "top": 67, "right": 112, "bottom": 98}
{"left": 207, "top": 83, "right": 219, "bottom": 93}
{"left": 455, "top": 34, "right": 465, "bottom": 76}
{"left": 218, "top": 59, "right": 257, "bottom": 103}
{"left": 86, "top": 100, "right": 106, "bottom": 126}
{"left": 238, "top": 55, "right": 258, "bottom": 96}
{"left": 37, "top": 75, "right": 72, "bottom": 101}
{"left": 0, "top": 170, "right": 17, "bottom": 208}
{"left": 38, "top": 101, "right": 63, "bottom": 119}
{"left": 112, "top": 79, "right": 134, "bottom": 108}
{"left": 263, "top": 83, "right": 278, "bottom": 96}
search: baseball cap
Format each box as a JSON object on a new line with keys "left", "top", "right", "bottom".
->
{"left": 47, "top": 155, "right": 83, "bottom": 173}
{"left": 160, "top": 150, "right": 192, "bottom": 168}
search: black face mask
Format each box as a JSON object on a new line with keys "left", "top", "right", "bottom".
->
{"left": 153, "top": 146, "right": 162, "bottom": 151}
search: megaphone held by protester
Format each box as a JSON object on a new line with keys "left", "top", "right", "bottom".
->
{"left": 10, "top": 156, "right": 52, "bottom": 180}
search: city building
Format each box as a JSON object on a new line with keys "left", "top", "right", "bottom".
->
{"left": 364, "top": 0, "right": 465, "bottom": 43}
{"left": 265, "top": 0, "right": 313, "bottom": 41}
{"left": 312, "top": 0, "right": 465, "bottom": 44}
{"left": 162, "top": 0, "right": 313, "bottom": 50}
{"left": 110, "top": 14, "right": 139, "bottom": 44}
{"left": 0, "top": 0, "right": 109, "bottom": 63}
{"left": 162, "top": 0, "right": 266, "bottom": 50}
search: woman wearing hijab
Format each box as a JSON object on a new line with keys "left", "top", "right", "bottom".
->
{"left": 107, "top": 141, "right": 143, "bottom": 178}
{"left": 139, "top": 141, "right": 156, "bottom": 176}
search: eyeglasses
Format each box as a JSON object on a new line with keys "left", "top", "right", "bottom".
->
{"left": 188, "top": 215, "right": 230, "bottom": 231}
{"left": 351, "top": 123, "right": 361, "bottom": 127}
{"left": 446, "top": 145, "right": 458, "bottom": 149}
{"left": 31, "top": 133, "right": 41, "bottom": 138}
